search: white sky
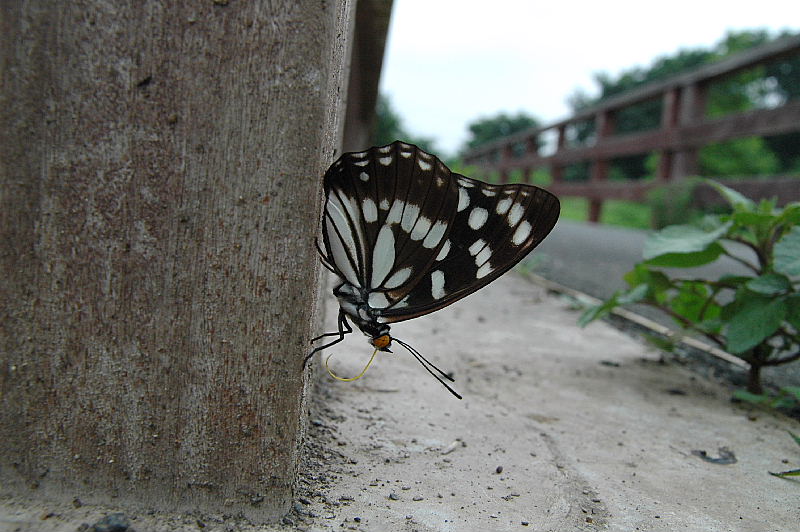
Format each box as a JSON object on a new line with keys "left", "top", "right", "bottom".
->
{"left": 378, "top": 0, "right": 799, "bottom": 155}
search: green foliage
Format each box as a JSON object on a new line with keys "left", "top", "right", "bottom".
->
{"left": 647, "top": 179, "right": 703, "bottom": 229}
{"left": 374, "top": 94, "right": 437, "bottom": 153}
{"left": 558, "top": 197, "right": 652, "bottom": 230}
{"left": 462, "top": 111, "right": 539, "bottom": 152}
{"left": 580, "top": 180, "right": 800, "bottom": 393}
{"left": 568, "top": 29, "right": 800, "bottom": 178}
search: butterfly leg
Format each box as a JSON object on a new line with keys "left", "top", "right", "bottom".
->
{"left": 304, "top": 310, "right": 352, "bottom": 365}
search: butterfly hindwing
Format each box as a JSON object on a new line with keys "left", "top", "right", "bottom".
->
{"left": 379, "top": 174, "right": 560, "bottom": 322}
{"left": 322, "top": 141, "right": 560, "bottom": 324}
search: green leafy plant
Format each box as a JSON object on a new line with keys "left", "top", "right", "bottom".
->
{"left": 769, "top": 431, "right": 800, "bottom": 479}
{"left": 580, "top": 180, "right": 800, "bottom": 394}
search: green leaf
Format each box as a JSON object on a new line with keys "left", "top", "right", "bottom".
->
{"left": 732, "top": 389, "right": 772, "bottom": 405}
{"left": 746, "top": 274, "right": 791, "bottom": 295}
{"left": 770, "top": 469, "right": 800, "bottom": 478}
{"left": 786, "top": 295, "right": 800, "bottom": 330}
{"left": 776, "top": 203, "right": 800, "bottom": 226}
{"left": 623, "top": 265, "right": 671, "bottom": 303}
{"left": 669, "top": 281, "right": 719, "bottom": 323}
{"left": 645, "top": 242, "right": 725, "bottom": 267}
{"left": 725, "top": 295, "right": 787, "bottom": 354}
{"left": 618, "top": 283, "right": 650, "bottom": 305}
{"left": 705, "top": 179, "right": 755, "bottom": 210}
{"left": 774, "top": 226, "right": 800, "bottom": 276}
{"left": 732, "top": 211, "right": 774, "bottom": 227}
{"left": 578, "top": 298, "right": 616, "bottom": 327}
{"left": 643, "top": 222, "right": 731, "bottom": 261}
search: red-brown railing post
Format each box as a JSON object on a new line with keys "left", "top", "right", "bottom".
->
{"left": 588, "top": 111, "right": 614, "bottom": 222}
{"left": 672, "top": 82, "right": 706, "bottom": 178}
{"left": 657, "top": 88, "right": 680, "bottom": 180}
{"left": 550, "top": 125, "right": 566, "bottom": 184}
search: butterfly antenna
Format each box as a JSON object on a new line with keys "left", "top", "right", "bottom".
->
{"left": 394, "top": 338, "right": 462, "bottom": 400}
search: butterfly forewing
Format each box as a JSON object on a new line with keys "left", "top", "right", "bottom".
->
{"left": 322, "top": 143, "right": 459, "bottom": 310}
{"left": 322, "top": 141, "right": 560, "bottom": 324}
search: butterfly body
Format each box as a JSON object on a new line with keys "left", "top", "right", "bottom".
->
{"left": 309, "top": 141, "right": 560, "bottom": 398}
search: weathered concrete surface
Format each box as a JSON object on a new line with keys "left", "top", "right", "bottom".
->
{"left": 2, "top": 274, "right": 797, "bottom": 531}
{"left": 294, "top": 273, "right": 798, "bottom": 531}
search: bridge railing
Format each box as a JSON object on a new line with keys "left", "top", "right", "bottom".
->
{"left": 462, "top": 35, "right": 800, "bottom": 222}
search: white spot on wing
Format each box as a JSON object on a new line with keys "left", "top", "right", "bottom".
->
{"left": 351, "top": 151, "right": 367, "bottom": 158}
{"left": 379, "top": 156, "right": 393, "bottom": 166}
{"left": 378, "top": 145, "right": 392, "bottom": 153}
{"left": 418, "top": 159, "right": 432, "bottom": 171}
{"left": 430, "top": 270, "right": 445, "bottom": 299}
{"left": 400, "top": 203, "right": 421, "bottom": 233}
{"left": 410, "top": 216, "right": 432, "bottom": 241}
{"left": 482, "top": 188, "right": 497, "bottom": 197}
{"left": 435, "top": 239, "right": 451, "bottom": 261}
{"left": 393, "top": 295, "right": 410, "bottom": 309}
{"left": 368, "top": 292, "right": 390, "bottom": 309}
{"left": 359, "top": 172, "right": 369, "bottom": 181}
{"left": 400, "top": 150, "right": 412, "bottom": 158}
{"left": 386, "top": 199, "right": 405, "bottom": 224}
{"left": 468, "top": 207, "right": 488, "bottom": 230}
{"left": 423, "top": 221, "right": 447, "bottom": 249}
{"left": 325, "top": 200, "right": 361, "bottom": 287}
{"left": 379, "top": 199, "right": 390, "bottom": 210}
{"left": 371, "top": 225, "right": 395, "bottom": 287}
{"left": 362, "top": 197, "right": 378, "bottom": 222}
{"left": 476, "top": 246, "right": 492, "bottom": 266}
{"left": 496, "top": 197, "right": 512, "bottom": 215}
{"left": 512, "top": 221, "right": 532, "bottom": 245}
{"left": 476, "top": 262, "right": 494, "bottom": 279}
{"left": 468, "top": 239, "right": 486, "bottom": 256}
{"left": 457, "top": 177, "right": 475, "bottom": 188}
{"left": 508, "top": 203, "right": 524, "bottom": 226}
{"left": 354, "top": 160, "right": 369, "bottom": 167}
{"left": 457, "top": 187, "right": 470, "bottom": 212}
{"left": 384, "top": 267, "right": 412, "bottom": 289}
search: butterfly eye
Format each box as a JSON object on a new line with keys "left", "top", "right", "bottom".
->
{"left": 371, "top": 334, "right": 392, "bottom": 350}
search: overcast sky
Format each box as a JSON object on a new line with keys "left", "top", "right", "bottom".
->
{"left": 378, "top": 0, "right": 799, "bottom": 155}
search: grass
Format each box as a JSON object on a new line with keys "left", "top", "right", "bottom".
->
{"left": 559, "top": 197, "right": 653, "bottom": 230}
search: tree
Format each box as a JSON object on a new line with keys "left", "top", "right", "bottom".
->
{"left": 568, "top": 29, "right": 800, "bottom": 179}
{"left": 374, "top": 94, "right": 436, "bottom": 152}
{"left": 0, "top": 1, "right": 351, "bottom": 522}
{"left": 462, "top": 111, "right": 539, "bottom": 152}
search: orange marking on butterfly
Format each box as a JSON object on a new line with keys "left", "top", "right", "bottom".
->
{"left": 371, "top": 334, "right": 392, "bottom": 350}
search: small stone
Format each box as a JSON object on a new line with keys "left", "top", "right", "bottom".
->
{"left": 72, "top": 498, "right": 83, "bottom": 509}
{"left": 388, "top": 493, "right": 400, "bottom": 501}
{"left": 90, "top": 513, "right": 130, "bottom": 532}
{"left": 521, "top": 522, "right": 529, "bottom": 526}
{"left": 353, "top": 517, "right": 361, "bottom": 522}
{"left": 412, "top": 496, "right": 423, "bottom": 501}
{"left": 495, "top": 466, "right": 503, "bottom": 474}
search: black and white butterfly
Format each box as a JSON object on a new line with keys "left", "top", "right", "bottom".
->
{"left": 307, "top": 141, "right": 560, "bottom": 399}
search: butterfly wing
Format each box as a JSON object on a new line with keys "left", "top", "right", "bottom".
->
{"left": 322, "top": 142, "right": 460, "bottom": 309}
{"left": 378, "top": 173, "right": 560, "bottom": 322}
{"left": 321, "top": 141, "right": 560, "bottom": 324}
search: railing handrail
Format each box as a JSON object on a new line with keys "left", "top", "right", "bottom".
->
{"left": 463, "top": 34, "right": 800, "bottom": 161}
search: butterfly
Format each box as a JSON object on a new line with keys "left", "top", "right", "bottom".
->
{"left": 307, "top": 141, "right": 560, "bottom": 399}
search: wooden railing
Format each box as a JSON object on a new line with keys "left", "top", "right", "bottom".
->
{"left": 462, "top": 35, "right": 800, "bottom": 222}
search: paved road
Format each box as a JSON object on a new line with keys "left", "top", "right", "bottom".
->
{"left": 527, "top": 219, "right": 800, "bottom": 389}
{"left": 530, "top": 219, "right": 754, "bottom": 305}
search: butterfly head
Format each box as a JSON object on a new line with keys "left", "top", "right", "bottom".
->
{"left": 370, "top": 333, "right": 392, "bottom": 352}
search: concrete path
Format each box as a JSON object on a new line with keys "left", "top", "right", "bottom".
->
{"left": 2, "top": 274, "right": 797, "bottom": 531}
{"left": 294, "top": 275, "right": 799, "bottom": 531}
